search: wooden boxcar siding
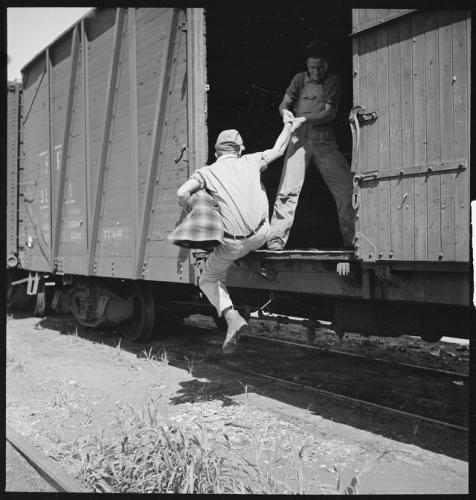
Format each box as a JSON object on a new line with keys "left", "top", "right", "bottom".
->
{"left": 352, "top": 9, "right": 416, "bottom": 34}
{"left": 19, "top": 57, "right": 52, "bottom": 272}
{"left": 18, "top": 7, "right": 196, "bottom": 283}
{"left": 54, "top": 37, "right": 88, "bottom": 272}
{"left": 7, "top": 84, "right": 21, "bottom": 262}
{"left": 141, "top": 9, "right": 191, "bottom": 282}
{"left": 352, "top": 9, "right": 471, "bottom": 263}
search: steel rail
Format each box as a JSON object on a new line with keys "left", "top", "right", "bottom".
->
{"left": 223, "top": 367, "right": 468, "bottom": 434}
{"left": 6, "top": 424, "right": 89, "bottom": 492}
{"left": 242, "top": 332, "right": 469, "bottom": 380}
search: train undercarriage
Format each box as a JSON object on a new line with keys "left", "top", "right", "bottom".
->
{"left": 7, "top": 268, "right": 471, "bottom": 344}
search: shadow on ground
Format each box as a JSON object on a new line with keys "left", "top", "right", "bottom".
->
{"left": 29, "top": 311, "right": 468, "bottom": 462}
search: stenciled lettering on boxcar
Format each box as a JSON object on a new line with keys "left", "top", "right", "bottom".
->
{"left": 54, "top": 144, "right": 63, "bottom": 170}
{"left": 101, "top": 227, "right": 127, "bottom": 241}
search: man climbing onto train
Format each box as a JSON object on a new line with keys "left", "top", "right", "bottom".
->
{"left": 176, "top": 115, "right": 301, "bottom": 353}
{"left": 267, "top": 40, "right": 355, "bottom": 250}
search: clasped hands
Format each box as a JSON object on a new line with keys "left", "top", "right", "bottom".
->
{"left": 282, "top": 109, "right": 306, "bottom": 131}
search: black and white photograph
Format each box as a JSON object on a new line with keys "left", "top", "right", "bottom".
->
{"left": 4, "top": 2, "right": 473, "bottom": 494}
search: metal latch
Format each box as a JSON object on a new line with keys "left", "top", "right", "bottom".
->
{"left": 354, "top": 171, "right": 379, "bottom": 182}
{"left": 174, "top": 144, "right": 187, "bottom": 163}
{"left": 357, "top": 110, "right": 378, "bottom": 123}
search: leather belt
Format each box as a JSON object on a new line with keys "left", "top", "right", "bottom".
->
{"left": 224, "top": 218, "right": 266, "bottom": 240}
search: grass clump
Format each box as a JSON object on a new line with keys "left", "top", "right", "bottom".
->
{"left": 75, "top": 399, "right": 311, "bottom": 493}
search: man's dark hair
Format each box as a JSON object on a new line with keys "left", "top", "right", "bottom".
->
{"left": 305, "top": 40, "right": 330, "bottom": 61}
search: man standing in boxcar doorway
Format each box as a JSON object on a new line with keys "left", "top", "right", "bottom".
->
{"left": 267, "top": 40, "right": 355, "bottom": 250}
{"left": 176, "top": 118, "right": 297, "bottom": 353}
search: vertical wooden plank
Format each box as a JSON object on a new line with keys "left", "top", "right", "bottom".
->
{"left": 377, "top": 27, "right": 390, "bottom": 260}
{"left": 425, "top": 12, "right": 441, "bottom": 261}
{"left": 81, "top": 21, "right": 91, "bottom": 251}
{"left": 438, "top": 10, "right": 455, "bottom": 262}
{"left": 358, "top": 10, "right": 367, "bottom": 32}
{"left": 7, "top": 84, "right": 20, "bottom": 260}
{"left": 186, "top": 8, "right": 208, "bottom": 175}
{"left": 135, "top": 8, "right": 180, "bottom": 278}
{"left": 358, "top": 34, "right": 367, "bottom": 172}
{"left": 364, "top": 29, "right": 379, "bottom": 260}
{"left": 128, "top": 8, "right": 140, "bottom": 271}
{"left": 388, "top": 22, "right": 402, "bottom": 260}
{"left": 186, "top": 8, "right": 208, "bottom": 284}
{"left": 400, "top": 16, "right": 415, "bottom": 260}
{"left": 352, "top": 9, "right": 360, "bottom": 34}
{"left": 355, "top": 33, "right": 367, "bottom": 260}
{"left": 356, "top": 33, "right": 365, "bottom": 259}
{"left": 53, "top": 26, "right": 80, "bottom": 262}
{"left": 351, "top": 35, "right": 360, "bottom": 257}
{"left": 46, "top": 48, "right": 54, "bottom": 268}
{"left": 412, "top": 11, "right": 427, "bottom": 261}
{"left": 453, "top": 10, "right": 470, "bottom": 262}
{"left": 352, "top": 39, "right": 359, "bottom": 108}
{"left": 88, "top": 9, "right": 126, "bottom": 274}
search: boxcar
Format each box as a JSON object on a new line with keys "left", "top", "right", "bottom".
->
{"left": 6, "top": 5, "right": 473, "bottom": 342}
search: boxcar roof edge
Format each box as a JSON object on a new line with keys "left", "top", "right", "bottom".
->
{"left": 19, "top": 7, "right": 97, "bottom": 77}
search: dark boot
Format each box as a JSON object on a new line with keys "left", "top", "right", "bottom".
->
{"left": 222, "top": 309, "right": 249, "bottom": 353}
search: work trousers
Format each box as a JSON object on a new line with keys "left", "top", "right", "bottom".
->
{"left": 199, "top": 222, "right": 270, "bottom": 316}
{"left": 270, "top": 138, "right": 355, "bottom": 247}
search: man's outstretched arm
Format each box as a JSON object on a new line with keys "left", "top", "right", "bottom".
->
{"left": 262, "top": 121, "right": 293, "bottom": 165}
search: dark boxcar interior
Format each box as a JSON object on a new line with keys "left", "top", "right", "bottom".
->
{"left": 205, "top": 0, "right": 353, "bottom": 249}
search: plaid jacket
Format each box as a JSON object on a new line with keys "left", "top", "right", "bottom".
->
{"left": 168, "top": 190, "right": 224, "bottom": 250}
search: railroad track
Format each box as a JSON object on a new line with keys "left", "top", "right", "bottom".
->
{"left": 242, "top": 332, "right": 469, "bottom": 380}
{"left": 220, "top": 363, "right": 469, "bottom": 434}
{"left": 6, "top": 424, "right": 88, "bottom": 493}
{"left": 183, "top": 326, "right": 469, "bottom": 434}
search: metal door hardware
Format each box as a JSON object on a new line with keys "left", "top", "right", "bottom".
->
{"left": 26, "top": 272, "right": 40, "bottom": 295}
{"left": 356, "top": 110, "right": 378, "bottom": 122}
{"left": 354, "top": 160, "right": 467, "bottom": 183}
{"left": 174, "top": 144, "right": 187, "bottom": 163}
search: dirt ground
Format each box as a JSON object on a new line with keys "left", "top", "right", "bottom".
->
{"left": 5, "top": 311, "right": 469, "bottom": 494}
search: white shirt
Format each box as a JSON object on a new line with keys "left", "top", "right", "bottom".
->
{"left": 191, "top": 152, "right": 271, "bottom": 236}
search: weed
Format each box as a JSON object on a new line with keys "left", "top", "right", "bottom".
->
{"left": 184, "top": 354, "right": 195, "bottom": 376}
{"left": 158, "top": 349, "right": 169, "bottom": 367}
{"left": 336, "top": 450, "right": 390, "bottom": 494}
{"left": 113, "top": 339, "right": 122, "bottom": 362}
{"left": 238, "top": 381, "right": 255, "bottom": 407}
{"left": 70, "top": 399, "right": 328, "bottom": 494}
{"left": 142, "top": 347, "right": 158, "bottom": 366}
{"left": 70, "top": 326, "right": 84, "bottom": 345}
{"left": 52, "top": 382, "right": 77, "bottom": 415}
{"left": 412, "top": 419, "right": 421, "bottom": 441}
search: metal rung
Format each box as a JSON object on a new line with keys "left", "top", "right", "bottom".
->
{"left": 10, "top": 277, "right": 29, "bottom": 286}
{"left": 26, "top": 272, "right": 39, "bottom": 295}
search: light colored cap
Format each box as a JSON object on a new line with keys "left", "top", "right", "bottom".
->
{"left": 215, "top": 129, "right": 244, "bottom": 152}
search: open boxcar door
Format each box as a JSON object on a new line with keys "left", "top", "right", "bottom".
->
{"left": 350, "top": 9, "right": 471, "bottom": 263}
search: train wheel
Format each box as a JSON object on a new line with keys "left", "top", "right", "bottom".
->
{"left": 118, "top": 283, "right": 156, "bottom": 342}
{"left": 420, "top": 329, "right": 443, "bottom": 343}
{"left": 419, "top": 311, "right": 445, "bottom": 343}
